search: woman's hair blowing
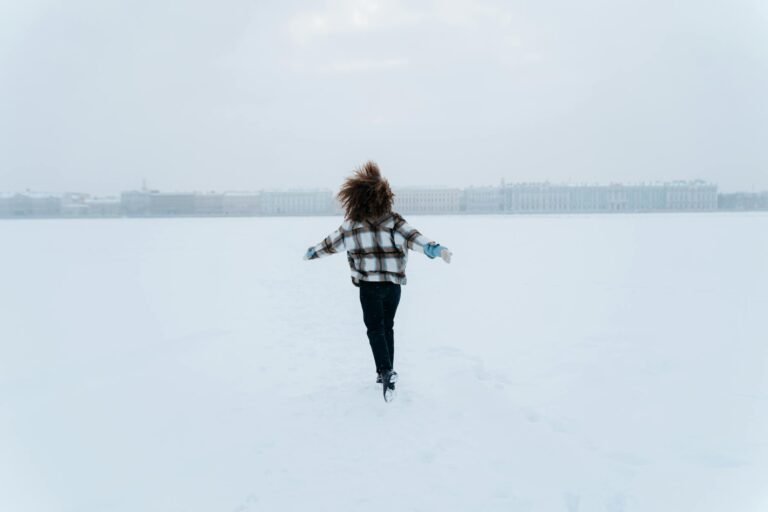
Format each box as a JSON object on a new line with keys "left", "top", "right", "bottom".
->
{"left": 337, "top": 161, "right": 394, "bottom": 222}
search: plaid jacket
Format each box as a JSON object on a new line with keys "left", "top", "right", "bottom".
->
{"left": 307, "top": 212, "right": 437, "bottom": 285}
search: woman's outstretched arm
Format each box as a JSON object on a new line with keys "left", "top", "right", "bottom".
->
{"left": 393, "top": 215, "right": 452, "bottom": 263}
{"left": 303, "top": 224, "right": 347, "bottom": 260}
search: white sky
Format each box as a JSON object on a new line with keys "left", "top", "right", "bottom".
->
{"left": 1, "top": 0, "right": 767, "bottom": 194}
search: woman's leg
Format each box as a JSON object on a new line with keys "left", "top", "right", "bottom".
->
{"left": 382, "top": 284, "right": 401, "bottom": 369}
{"left": 359, "top": 283, "right": 392, "bottom": 374}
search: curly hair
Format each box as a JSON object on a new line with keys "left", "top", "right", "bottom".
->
{"left": 337, "top": 161, "right": 394, "bottom": 222}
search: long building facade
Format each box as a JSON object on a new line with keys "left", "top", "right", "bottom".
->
{"left": 0, "top": 193, "right": 62, "bottom": 217}
{"left": 0, "top": 180, "right": 747, "bottom": 218}
{"left": 393, "top": 188, "right": 462, "bottom": 214}
{"left": 499, "top": 181, "right": 718, "bottom": 213}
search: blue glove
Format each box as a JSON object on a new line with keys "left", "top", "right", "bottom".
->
{"left": 303, "top": 247, "right": 316, "bottom": 260}
{"left": 424, "top": 243, "right": 442, "bottom": 259}
{"left": 425, "top": 243, "right": 452, "bottom": 263}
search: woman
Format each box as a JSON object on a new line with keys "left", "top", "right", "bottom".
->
{"left": 304, "top": 161, "right": 452, "bottom": 401}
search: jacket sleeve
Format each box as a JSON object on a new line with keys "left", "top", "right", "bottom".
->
{"left": 306, "top": 224, "right": 347, "bottom": 259}
{"left": 393, "top": 215, "right": 438, "bottom": 256}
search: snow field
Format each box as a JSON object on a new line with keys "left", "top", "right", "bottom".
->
{"left": 1, "top": 213, "right": 766, "bottom": 511}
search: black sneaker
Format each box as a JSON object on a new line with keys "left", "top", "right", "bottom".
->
{"left": 382, "top": 370, "right": 398, "bottom": 402}
{"left": 376, "top": 373, "right": 383, "bottom": 384}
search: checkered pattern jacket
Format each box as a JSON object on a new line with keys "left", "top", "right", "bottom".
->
{"left": 307, "top": 212, "right": 437, "bottom": 285}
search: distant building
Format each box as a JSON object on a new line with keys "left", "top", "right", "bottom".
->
{"left": 0, "top": 192, "right": 61, "bottom": 218}
{"left": 195, "top": 193, "right": 225, "bottom": 216}
{"left": 120, "top": 191, "right": 151, "bottom": 216}
{"left": 565, "top": 185, "right": 609, "bottom": 212}
{"left": 149, "top": 193, "right": 196, "bottom": 216}
{"left": 665, "top": 181, "right": 718, "bottom": 211}
{"left": 260, "top": 190, "right": 334, "bottom": 215}
{"left": 463, "top": 186, "right": 503, "bottom": 213}
{"left": 393, "top": 188, "right": 461, "bottom": 214}
{"left": 120, "top": 191, "right": 197, "bottom": 216}
{"left": 331, "top": 196, "right": 344, "bottom": 216}
{"left": 61, "top": 192, "right": 91, "bottom": 217}
{"left": 500, "top": 181, "right": 718, "bottom": 213}
{"left": 504, "top": 183, "right": 572, "bottom": 213}
{"left": 85, "top": 197, "right": 121, "bottom": 217}
{"left": 718, "top": 191, "right": 768, "bottom": 211}
{"left": 222, "top": 193, "right": 261, "bottom": 216}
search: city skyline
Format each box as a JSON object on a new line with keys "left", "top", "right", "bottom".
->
{"left": 3, "top": 176, "right": 764, "bottom": 198}
{"left": 8, "top": 179, "right": 768, "bottom": 218}
{"left": 1, "top": 169, "right": 766, "bottom": 197}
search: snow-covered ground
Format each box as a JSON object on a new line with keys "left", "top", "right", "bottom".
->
{"left": 1, "top": 213, "right": 767, "bottom": 512}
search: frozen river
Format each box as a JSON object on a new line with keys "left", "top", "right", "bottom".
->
{"left": 1, "top": 213, "right": 767, "bottom": 511}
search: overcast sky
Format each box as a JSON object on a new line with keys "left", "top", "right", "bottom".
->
{"left": 1, "top": 0, "right": 766, "bottom": 194}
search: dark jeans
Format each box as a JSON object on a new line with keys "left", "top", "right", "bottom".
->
{"left": 359, "top": 281, "right": 401, "bottom": 374}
